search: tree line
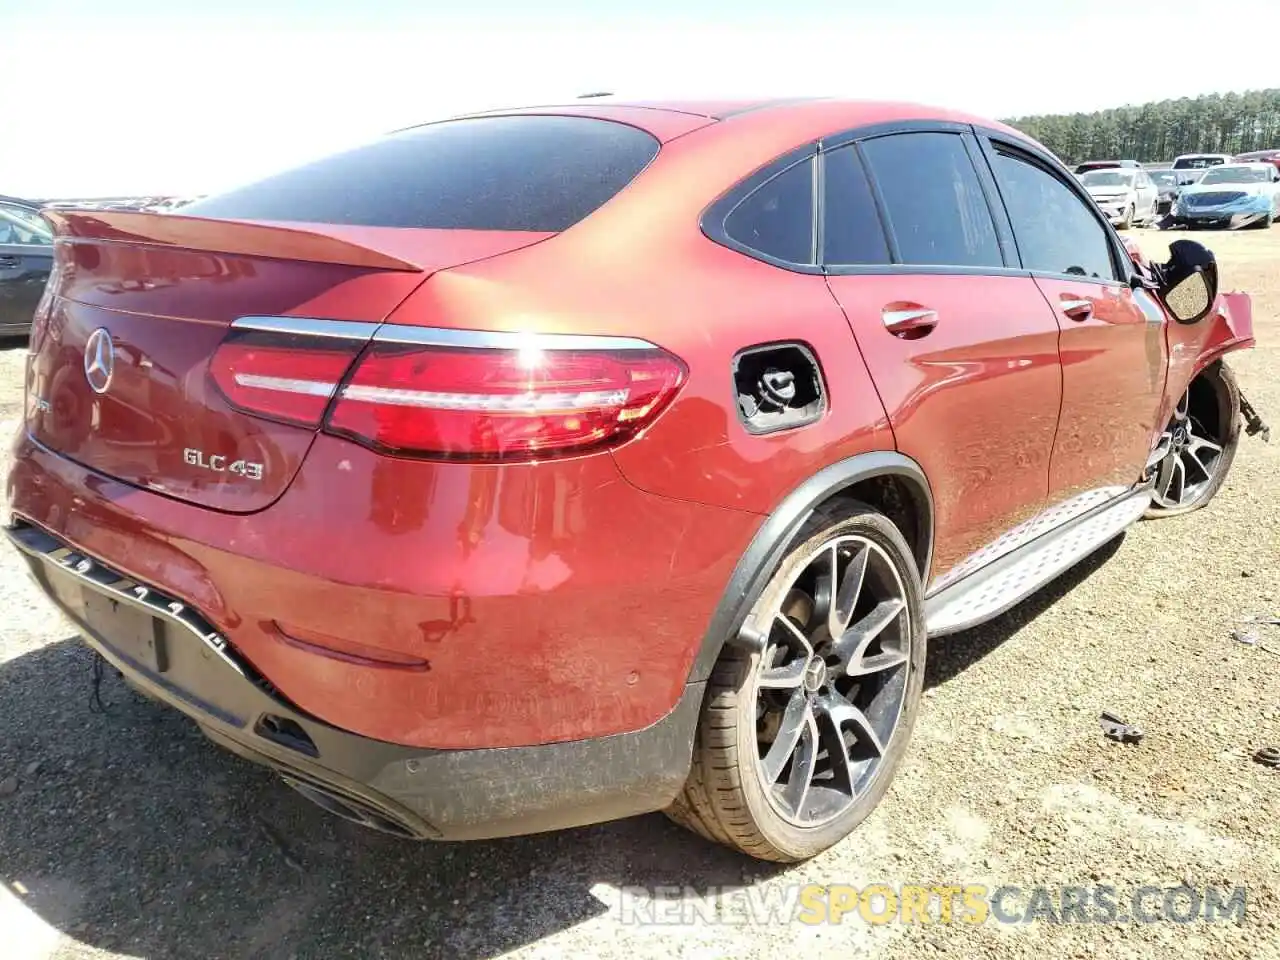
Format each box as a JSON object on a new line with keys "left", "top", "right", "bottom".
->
{"left": 1002, "top": 89, "right": 1280, "bottom": 165}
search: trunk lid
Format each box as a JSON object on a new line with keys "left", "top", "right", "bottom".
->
{"left": 25, "top": 210, "right": 549, "bottom": 512}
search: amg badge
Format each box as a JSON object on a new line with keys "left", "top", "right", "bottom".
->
{"left": 184, "top": 448, "right": 264, "bottom": 481}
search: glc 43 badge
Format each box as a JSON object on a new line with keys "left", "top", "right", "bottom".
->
{"left": 184, "top": 448, "right": 264, "bottom": 481}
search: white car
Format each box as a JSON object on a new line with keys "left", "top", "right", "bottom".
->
{"left": 1077, "top": 167, "right": 1160, "bottom": 228}
{"left": 1171, "top": 153, "right": 1233, "bottom": 187}
{"left": 1172, "top": 162, "right": 1280, "bottom": 229}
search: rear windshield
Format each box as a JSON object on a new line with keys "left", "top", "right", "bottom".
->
{"left": 1080, "top": 170, "right": 1133, "bottom": 187}
{"left": 182, "top": 115, "right": 661, "bottom": 232}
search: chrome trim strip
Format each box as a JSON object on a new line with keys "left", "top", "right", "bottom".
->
{"left": 232, "top": 316, "right": 381, "bottom": 340}
{"left": 6, "top": 523, "right": 246, "bottom": 677}
{"left": 372, "top": 324, "right": 660, "bottom": 352}
{"left": 340, "top": 383, "right": 629, "bottom": 412}
{"left": 234, "top": 373, "right": 338, "bottom": 397}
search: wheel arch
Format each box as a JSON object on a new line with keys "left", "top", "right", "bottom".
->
{"left": 687, "top": 451, "right": 933, "bottom": 683}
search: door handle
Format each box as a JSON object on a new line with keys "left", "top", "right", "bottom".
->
{"left": 0, "top": 256, "right": 20, "bottom": 269}
{"left": 882, "top": 306, "right": 938, "bottom": 338}
{"left": 1060, "top": 298, "right": 1093, "bottom": 321}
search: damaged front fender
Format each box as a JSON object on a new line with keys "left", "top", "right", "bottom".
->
{"left": 1159, "top": 289, "right": 1257, "bottom": 431}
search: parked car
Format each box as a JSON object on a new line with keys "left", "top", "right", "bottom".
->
{"left": 1147, "top": 168, "right": 1180, "bottom": 215}
{"left": 1233, "top": 148, "right": 1280, "bottom": 174}
{"left": 1073, "top": 159, "right": 1142, "bottom": 174}
{"left": 1078, "top": 167, "right": 1160, "bottom": 227}
{"left": 1172, "top": 162, "right": 1280, "bottom": 229}
{"left": 0, "top": 195, "right": 54, "bottom": 336}
{"left": 5, "top": 99, "right": 1262, "bottom": 863}
{"left": 1171, "top": 152, "right": 1233, "bottom": 186}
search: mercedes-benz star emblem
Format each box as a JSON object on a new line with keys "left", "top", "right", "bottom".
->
{"left": 84, "top": 328, "right": 115, "bottom": 395}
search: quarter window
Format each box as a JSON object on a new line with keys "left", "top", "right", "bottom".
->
{"left": 859, "top": 132, "right": 1002, "bottom": 268}
{"left": 822, "top": 147, "right": 890, "bottom": 265}
{"left": 991, "top": 148, "right": 1118, "bottom": 281}
{"left": 723, "top": 158, "right": 815, "bottom": 265}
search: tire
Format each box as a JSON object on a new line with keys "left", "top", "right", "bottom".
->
{"left": 1117, "top": 204, "right": 1134, "bottom": 230}
{"left": 1143, "top": 360, "right": 1241, "bottom": 519}
{"left": 665, "top": 501, "right": 926, "bottom": 862}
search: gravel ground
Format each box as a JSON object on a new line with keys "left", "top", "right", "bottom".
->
{"left": 1, "top": 229, "right": 1278, "bottom": 960}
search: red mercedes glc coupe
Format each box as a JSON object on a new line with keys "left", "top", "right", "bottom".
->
{"left": 5, "top": 98, "right": 1265, "bottom": 862}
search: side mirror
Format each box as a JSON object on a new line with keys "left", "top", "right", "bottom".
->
{"left": 1158, "top": 239, "right": 1218, "bottom": 324}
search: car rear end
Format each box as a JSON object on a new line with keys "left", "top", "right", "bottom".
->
{"left": 4, "top": 111, "right": 758, "bottom": 840}
{"left": 1172, "top": 154, "right": 1232, "bottom": 187}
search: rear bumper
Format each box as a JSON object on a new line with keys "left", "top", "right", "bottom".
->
{"left": 6, "top": 431, "right": 755, "bottom": 749}
{"left": 6, "top": 521, "right": 704, "bottom": 840}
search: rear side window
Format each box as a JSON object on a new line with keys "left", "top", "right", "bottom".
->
{"left": 181, "top": 116, "right": 661, "bottom": 232}
{"left": 723, "top": 158, "right": 815, "bottom": 265}
{"left": 991, "top": 148, "right": 1119, "bottom": 281}
{"left": 822, "top": 147, "right": 890, "bottom": 265}
{"left": 860, "top": 132, "right": 1002, "bottom": 268}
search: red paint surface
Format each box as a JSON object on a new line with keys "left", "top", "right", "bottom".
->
{"left": 1035, "top": 278, "right": 1168, "bottom": 502}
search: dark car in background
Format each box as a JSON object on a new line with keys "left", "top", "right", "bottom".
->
{"left": 0, "top": 195, "right": 54, "bottom": 336}
{"left": 1148, "top": 168, "right": 1180, "bottom": 214}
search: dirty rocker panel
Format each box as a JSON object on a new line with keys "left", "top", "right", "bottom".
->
{"left": 924, "top": 484, "right": 1154, "bottom": 637}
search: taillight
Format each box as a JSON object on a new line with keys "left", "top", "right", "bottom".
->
{"left": 210, "top": 320, "right": 687, "bottom": 462}
{"left": 326, "top": 339, "right": 686, "bottom": 461}
{"left": 210, "top": 327, "right": 368, "bottom": 427}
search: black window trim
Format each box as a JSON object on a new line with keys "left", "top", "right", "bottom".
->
{"left": 974, "top": 130, "right": 1134, "bottom": 287}
{"left": 700, "top": 144, "right": 824, "bottom": 274}
{"left": 700, "top": 117, "right": 1139, "bottom": 285}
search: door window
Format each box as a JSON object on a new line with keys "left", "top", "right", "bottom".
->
{"left": 821, "top": 146, "right": 890, "bottom": 265}
{"left": 989, "top": 147, "right": 1119, "bottom": 281}
{"left": 859, "top": 132, "right": 1003, "bottom": 269}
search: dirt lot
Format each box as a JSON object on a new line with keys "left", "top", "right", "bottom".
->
{"left": 1, "top": 229, "right": 1278, "bottom": 960}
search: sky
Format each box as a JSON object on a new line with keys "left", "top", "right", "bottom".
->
{"left": 6, "top": 0, "right": 1280, "bottom": 199}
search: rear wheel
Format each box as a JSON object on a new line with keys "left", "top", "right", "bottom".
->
{"left": 666, "top": 503, "right": 925, "bottom": 861}
{"left": 1143, "top": 361, "right": 1240, "bottom": 518}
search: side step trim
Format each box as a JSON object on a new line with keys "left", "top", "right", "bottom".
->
{"left": 925, "top": 486, "right": 1151, "bottom": 637}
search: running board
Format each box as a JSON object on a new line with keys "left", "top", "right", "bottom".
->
{"left": 925, "top": 487, "right": 1152, "bottom": 637}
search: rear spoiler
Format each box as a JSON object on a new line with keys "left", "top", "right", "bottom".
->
{"left": 41, "top": 209, "right": 425, "bottom": 272}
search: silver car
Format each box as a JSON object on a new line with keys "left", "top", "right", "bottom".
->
{"left": 1077, "top": 168, "right": 1160, "bottom": 229}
